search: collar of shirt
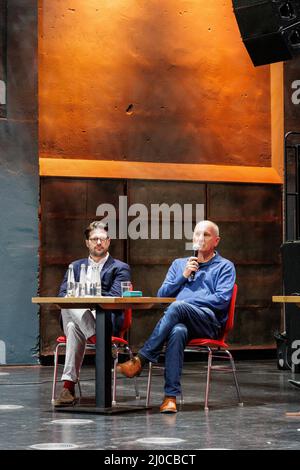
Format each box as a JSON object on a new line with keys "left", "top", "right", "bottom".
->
{"left": 88, "top": 253, "right": 109, "bottom": 269}
{"left": 86, "top": 253, "right": 109, "bottom": 284}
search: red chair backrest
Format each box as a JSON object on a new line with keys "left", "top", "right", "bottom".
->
{"left": 119, "top": 308, "right": 132, "bottom": 339}
{"left": 219, "top": 284, "right": 238, "bottom": 343}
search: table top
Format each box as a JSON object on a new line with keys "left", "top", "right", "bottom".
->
{"left": 32, "top": 296, "right": 176, "bottom": 310}
{"left": 272, "top": 296, "right": 300, "bottom": 303}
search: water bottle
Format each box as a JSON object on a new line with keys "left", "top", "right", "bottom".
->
{"left": 67, "top": 264, "right": 75, "bottom": 297}
{"left": 79, "top": 263, "right": 86, "bottom": 297}
{"left": 95, "top": 277, "right": 102, "bottom": 297}
{"left": 91, "top": 265, "right": 101, "bottom": 297}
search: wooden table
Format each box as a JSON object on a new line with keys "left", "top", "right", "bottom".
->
{"left": 272, "top": 295, "right": 300, "bottom": 306}
{"left": 32, "top": 296, "right": 175, "bottom": 414}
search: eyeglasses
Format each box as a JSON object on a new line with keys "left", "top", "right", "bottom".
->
{"left": 89, "top": 237, "right": 109, "bottom": 244}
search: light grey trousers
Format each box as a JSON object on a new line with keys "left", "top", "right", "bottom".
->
{"left": 61, "top": 308, "right": 96, "bottom": 383}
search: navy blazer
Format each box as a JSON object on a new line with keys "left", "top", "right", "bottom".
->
{"left": 58, "top": 255, "right": 131, "bottom": 299}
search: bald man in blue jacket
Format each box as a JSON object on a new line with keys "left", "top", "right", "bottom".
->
{"left": 118, "top": 220, "right": 236, "bottom": 413}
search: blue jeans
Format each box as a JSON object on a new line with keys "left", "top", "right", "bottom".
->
{"left": 139, "top": 301, "right": 221, "bottom": 396}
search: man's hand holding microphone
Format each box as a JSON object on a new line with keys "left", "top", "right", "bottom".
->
{"left": 183, "top": 245, "right": 200, "bottom": 279}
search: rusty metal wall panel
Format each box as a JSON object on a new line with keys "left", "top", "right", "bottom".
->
{"left": 235, "top": 265, "right": 282, "bottom": 307}
{"left": 231, "top": 265, "right": 282, "bottom": 346}
{"left": 129, "top": 233, "right": 191, "bottom": 266}
{"left": 215, "top": 221, "right": 282, "bottom": 265}
{"left": 131, "top": 265, "right": 172, "bottom": 298}
{"left": 40, "top": 178, "right": 282, "bottom": 354}
{"left": 41, "top": 178, "right": 87, "bottom": 217}
{"left": 39, "top": 1, "right": 271, "bottom": 167}
{"left": 42, "top": 218, "right": 89, "bottom": 263}
{"left": 208, "top": 185, "right": 282, "bottom": 268}
{"left": 208, "top": 183, "right": 282, "bottom": 347}
{"left": 127, "top": 179, "right": 206, "bottom": 264}
{"left": 40, "top": 265, "right": 66, "bottom": 297}
{"left": 230, "top": 307, "right": 281, "bottom": 346}
{"left": 40, "top": 177, "right": 126, "bottom": 355}
{"left": 86, "top": 179, "right": 126, "bottom": 219}
{"left": 128, "top": 180, "right": 206, "bottom": 207}
{"left": 207, "top": 184, "right": 282, "bottom": 222}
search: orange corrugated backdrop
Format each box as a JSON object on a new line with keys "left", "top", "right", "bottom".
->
{"left": 39, "top": 0, "right": 271, "bottom": 167}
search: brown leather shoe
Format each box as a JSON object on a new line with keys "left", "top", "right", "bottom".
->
{"left": 117, "top": 356, "right": 142, "bottom": 378}
{"left": 159, "top": 396, "right": 177, "bottom": 413}
{"left": 54, "top": 388, "right": 76, "bottom": 407}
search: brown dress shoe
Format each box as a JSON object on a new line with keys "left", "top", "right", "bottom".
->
{"left": 54, "top": 388, "right": 76, "bottom": 407}
{"left": 117, "top": 356, "right": 142, "bottom": 378}
{"left": 159, "top": 396, "right": 177, "bottom": 413}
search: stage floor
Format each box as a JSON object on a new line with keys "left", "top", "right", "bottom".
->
{"left": 0, "top": 360, "right": 300, "bottom": 450}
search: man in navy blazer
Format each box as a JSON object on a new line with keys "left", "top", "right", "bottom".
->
{"left": 55, "top": 221, "right": 131, "bottom": 406}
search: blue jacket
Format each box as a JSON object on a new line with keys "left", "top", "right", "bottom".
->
{"left": 157, "top": 252, "right": 236, "bottom": 326}
{"left": 58, "top": 255, "right": 131, "bottom": 298}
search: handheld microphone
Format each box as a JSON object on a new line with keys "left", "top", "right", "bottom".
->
{"left": 190, "top": 244, "right": 199, "bottom": 280}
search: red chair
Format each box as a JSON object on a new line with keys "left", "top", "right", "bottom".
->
{"left": 51, "top": 308, "right": 139, "bottom": 406}
{"left": 146, "top": 284, "right": 243, "bottom": 411}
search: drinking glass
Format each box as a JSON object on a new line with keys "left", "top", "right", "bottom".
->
{"left": 121, "top": 281, "right": 133, "bottom": 297}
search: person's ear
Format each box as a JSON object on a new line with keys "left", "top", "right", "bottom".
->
{"left": 215, "top": 236, "right": 221, "bottom": 247}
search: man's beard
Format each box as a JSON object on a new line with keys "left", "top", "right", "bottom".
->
{"left": 91, "top": 247, "right": 106, "bottom": 258}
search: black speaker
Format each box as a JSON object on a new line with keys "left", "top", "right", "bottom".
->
{"left": 232, "top": 1, "right": 300, "bottom": 66}
{"left": 281, "top": 240, "right": 300, "bottom": 371}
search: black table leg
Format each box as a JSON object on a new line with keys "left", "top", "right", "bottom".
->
{"left": 95, "top": 306, "right": 112, "bottom": 408}
{"left": 54, "top": 305, "right": 150, "bottom": 414}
